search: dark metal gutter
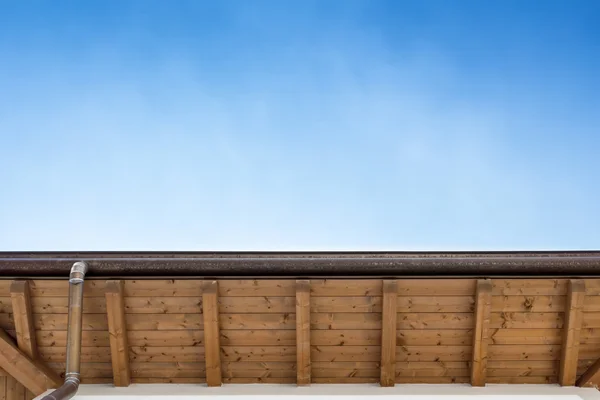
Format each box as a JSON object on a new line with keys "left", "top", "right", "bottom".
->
{"left": 1, "top": 251, "right": 600, "bottom": 278}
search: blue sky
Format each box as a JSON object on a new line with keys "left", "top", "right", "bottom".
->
{"left": 0, "top": 1, "right": 599, "bottom": 251}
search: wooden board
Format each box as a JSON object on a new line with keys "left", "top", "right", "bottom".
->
{"left": 492, "top": 280, "right": 567, "bottom": 296}
{"left": 491, "top": 296, "right": 566, "bottom": 312}
{"left": 397, "top": 280, "right": 475, "bottom": 296}
{"left": 105, "top": 280, "right": 131, "bottom": 387}
{"left": 490, "top": 312, "right": 564, "bottom": 329}
{"left": 488, "top": 345, "right": 561, "bottom": 361}
{"left": 220, "top": 314, "right": 295, "bottom": 330}
{"left": 202, "top": 281, "right": 222, "bottom": 387}
{"left": 220, "top": 330, "right": 295, "bottom": 346}
{"left": 397, "top": 296, "right": 474, "bottom": 313}
{"left": 310, "top": 280, "right": 381, "bottom": 297}
{"left": 218, "top": 280, "right": 295, "bottom": 297}
{"left": 311, "top": 313, "right": 381, "bottom": 330}
{"left": 397, "top": 330, "right": 473, "bottom": 346}
{"left": 380, "top": 280, "right": 397, "bottom": 386}
{"left": 397, "top": 313, "right": 473, "bottom": 330}
{"left": 296, "top": 280, "right": 311, "bottom": 385}
{"left": 489, "top": 328, "right": 562, "bottom": 345}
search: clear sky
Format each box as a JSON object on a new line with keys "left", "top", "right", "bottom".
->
{"left": 0, "top": 0, "right": 599, "bottom": 251}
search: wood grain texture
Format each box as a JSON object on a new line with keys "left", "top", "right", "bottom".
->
{"left": 10, "top": 281, "right": 37, "bottom": 400}
{"left": 202, "top": 281, "right": 221, "bottom": 387}
{"left": 559, "top": 279, "right": 585, "bottom": 386}
{"left": 471, "top": 279, "right": 492, "bottom": 386}
{"left": 0, "top": 330, "right": 61, "bottom": 394}
{"left": 296, "top": 280, "right": 310, "bottom": 385}
{"left": 105, "top": 280, "right": 131, "bottom": 387}
{"left": 380, "top": 280, "right": 397, "bottom": 387}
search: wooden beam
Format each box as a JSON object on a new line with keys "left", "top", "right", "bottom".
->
{"left": 10, "top": 281, "right": 38, "bottom": 400}
{"left": 5, "top": 376, "right": 24, "bottom": 400}
{"left": 380, "top": 279, "right": 397, "bottom": 387}
{"left": 105, "top": 280, "right": 131, "bottom": 387}
{"left": 559, "top": 279, "right": 585, "bottom": 386}
{"left": 0, "top": 329, "right": 61, "bottom": 394}
{"left": 296, "top": 280, "right": 311, "bottom": 385}
{"left": 0, "top": 375, "right": 5, "bottom": 400}
{"left": 202, "top": 281, "right": 221, "bottom": 387}
{"left": 471, "top": 279, "right": 492, "bottom": 387}
{"left": 578, "top": 358, "right": 600, "bottom": 388}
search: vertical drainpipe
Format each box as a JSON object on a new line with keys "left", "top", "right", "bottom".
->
{"left": 41, "top": 261, "right": 88, "bottom": 400}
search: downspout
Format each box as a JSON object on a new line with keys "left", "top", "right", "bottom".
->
{"left": 41, "top": 261, "right": 88, "bottom": 400}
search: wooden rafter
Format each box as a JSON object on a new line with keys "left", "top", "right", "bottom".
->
{"left": 105, "top": 280, "right": 131, "bottom": 387}
{"left": 559, "top": 279, "right": 585, "bottom": 386}
{"left": 0, "top": 329, "right": 61, "bottom": 395}
{"left": 380, "top": 279, "right": 397, "bottom": 387}
{"left": 202, "top": 280, "right": 221, "bottom": 387}
{"left": 471, "top": 279, "right": 492, "bottom": 386}
{"left": 296, "top": 280, "right": 311, "bottom": 386}
{"left": 10, "top": 280, "right": 38, "bottom": 400}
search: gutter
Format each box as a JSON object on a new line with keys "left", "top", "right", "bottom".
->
{"left": 1, "top": 251, "right": 600, "bottom": 277}
{"left": 41, "top": 262, "right": 87, "bottom": 400}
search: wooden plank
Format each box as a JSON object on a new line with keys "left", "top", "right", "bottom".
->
{"left": 220, "top": 314, "right": 295, "bottom": 330}
{"left": 396, "top": 377, "right": 470, "bottom": 384}
{"left": 471, "top": 279, "right": 492, "bottom": 386}
{"left": 488, "top": 360, "right": 559, "bottom": 369}
{"left": 582, "top": 313, "right": 600, "bottom": 328}
{"left": 488, "top": 367, "right": 559, "bottom": 377}
{"left": 490, "top": 312, "right": 564, "bottom": 329}
{"left": 220, "top": 297, "right": 294, "bottom": 314}
{"left": 310, "top": 280, "right": 381, "bottom": 297}
{"left": 310, "top": 313, "right": 381, "bottom": 330}
{"left": 312, "top": 330, "right": 382, "bottom": 346}
{"left": 29, "top": 297, "right": 106, "bottom": 314}
{"left": 0, "top": 298, "right": 11, "bottom": 314}
{"left": 489, "top": 328, "right": 562, "bottom": 345}
{"left": 583, "top": 279, "right": 600, "bottom": 296}
{"left": 0, "top": 329, "right": 61, "bottom": 394}
{"left": 37, "top": 347, "right": 113, "bottom": 363}
{"left": 223, "top": 377, "right": 296, "bottom": 384}
{"left": 222, "top": 367, "right": 295, "bottom": 379}
{"left": 105, "top": 280, "right": 131, "bottom": 387}
{"left": 0, "top": 315, "right": 14, "bottom": 331}
{"left": 130, "top": 362, "right": 206, "bottom": 378}
{"left": 584, "top": 296, "right": 600, "bottom": 312}
{"left": 126, "top": 314, "right": 202, "bottom": 331}
{"left": 222, "top": 362, "right": 296, "bottom": 372}
{"left": 559, "top": 279, "right": 585, "bottom": 386}
{"left": 397, "top": 296, "right": 474, "bottom": 313}
{"left": 397, "top": 330, "right": 473, "bottom": 346}
{"left": 397, "top": 313, "right": 473, "bottom": 330}
{"left": 380, "top": 280, "right": 397, "bottom": 387}
{"left": 487, "top": 376, "right": 557, "bottom": 384}
{"left": 312, "top": 377, "right": 379, "bottom": 383}
{"left": 28, "top": 281, "right": 106, "bottom": 297}
{"left": 0, "top": 282, "right": 9, "bottom": 297}
{"left": 397, "top": 280, "right": 475, "bottom": 296}
{"left": 129, "top": 347, "right": 204, "bottom": 363}
{"left": 202, "top": 281, "right": 221, "bottom": 387}
{"left": 5, "top": 376, "right": 25, "bottom": 400}
{"left": 221, "top": 346, "right": 295, "bottom": 362}
{"left": 220, "top": 330, "right": 295, "bottom": 346}
{"left": 312, "top": 368, "right": 379, "bottom": 378}
{"left": 491, "top": 296, "right": 566, "bottom": 312}
{"left": 10, "top": 281, "right": 37, "bottom": 400}
{"left": 488, "top": 344, "right": 561, "bottom": 360}
{"left": 396, "top": 346, "right": 472, "bottom": 362}
{"left": 33, "top": 314, "right": 108, "bottom": 331}
{"left": 218, "top": 280, "right": 295, "bottom": 297}
{"left": 312, "top": 297, "right": 382, "bottom": 313}
{"left": 0, "top": 376, "right": 5, "bottom": 400}
{"left": 296, "top": 280, "right": 310, "bottom": 386}
{"left": 492, "top": 279, "right": 567, "bottom": 296}
{"left": 36, "top": 331, "right": 110, "bottom": 347}
{"left": 311, "top": 346, "right": 381, "bottom": 362}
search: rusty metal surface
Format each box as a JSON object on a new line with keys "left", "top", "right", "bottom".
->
{"left": 1, "top": 251, "right": 600, "bottom": 278}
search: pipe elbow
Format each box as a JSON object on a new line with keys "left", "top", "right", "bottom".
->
{"left": 69, "top": 261, "right": 88, "bottom": 284}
